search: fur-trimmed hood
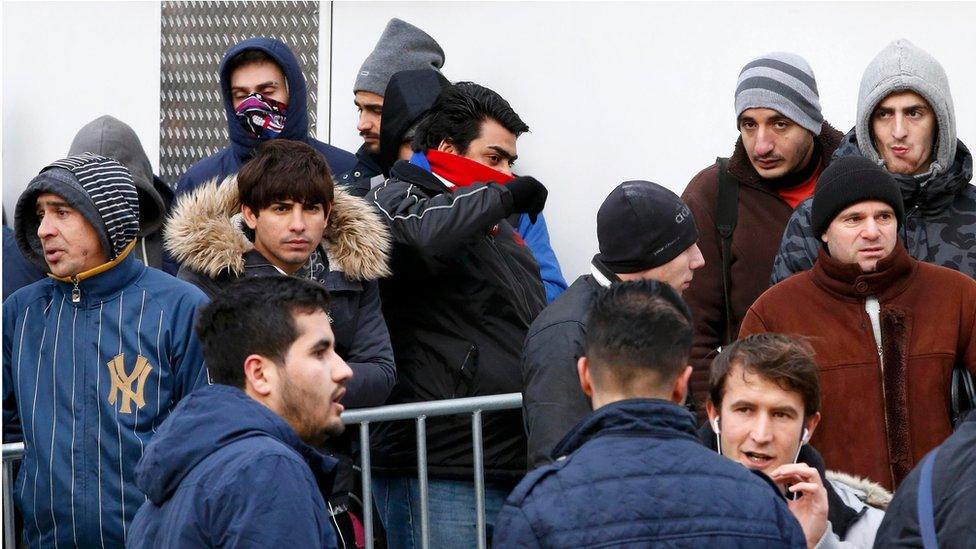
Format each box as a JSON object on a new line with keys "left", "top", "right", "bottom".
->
{"left": 827, "top": 470, "right": 893, "bottom": 510}
{"left": 164, "top": 176, "right": 391, "bottom": 280}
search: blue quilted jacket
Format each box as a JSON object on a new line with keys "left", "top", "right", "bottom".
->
{"left": 493, "top": 399, "right": 806, "bottom": 548}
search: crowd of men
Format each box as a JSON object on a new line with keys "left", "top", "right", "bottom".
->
{"left": 2, "top": 16, "right": 975, "bottom": 549}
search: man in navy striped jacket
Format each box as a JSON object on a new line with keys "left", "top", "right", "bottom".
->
{"left": 3, "top": 153, "right": 210, "bottom": 548}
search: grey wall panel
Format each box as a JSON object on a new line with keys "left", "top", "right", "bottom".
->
{"left": 159, "top": 1, "right": 319, "bottom": 185}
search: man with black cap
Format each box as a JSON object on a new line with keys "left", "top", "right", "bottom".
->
{"left": 681, "top": 52, "right": 843, "bottom": 413}
{"left": 740, "top": 155, "right": 976, "bottom": 492}
{"left": 522, "top": 180, "right": 703, "bottom": 469}
{"left": 3, "top": 153, "right": 209, "bottom": 548}
{"left": 337, "top": 18, "right": 446, "bottom": 196}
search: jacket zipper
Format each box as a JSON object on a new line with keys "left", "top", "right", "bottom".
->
{"left": 71, "top": 276, "right": 81, "bottom": 303}
{"left": 865, "top": 297, "right": 894, "bottom": 482}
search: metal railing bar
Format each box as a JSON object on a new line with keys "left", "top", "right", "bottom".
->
{"left": 342, "top": 393, "right": 522, "bottom": 424}
{"left": 3, "top": 442, "right": 24, "bottom": 549}
{"left": 359, "top": 422, "right": 373, "bottom": 549}
{"left": 416, "top": 416, "right": 430, "bottom": 549}
{"left": 472, "top": 410, "right": 486, "bottom": 549}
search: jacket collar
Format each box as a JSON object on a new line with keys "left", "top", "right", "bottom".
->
{"left": 552, "top": 398, "right": 698, "bottom": 459}
{"left": 811, "top": 241, "right": 916, "bottom": 302}
{"left": 390, "top": 158, "right": 452, "bottom": 195}
{"left": 164, "top": 175, "right": 390, "bottom": 280}
{"left": 49, "top": 241, "right": 144, "bottom": 303}
{"left": 727, "top": 121, "right": 844, "bottom": 189}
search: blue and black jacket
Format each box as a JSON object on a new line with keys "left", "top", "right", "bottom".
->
{"left": 2, "top": 245, "right": 210, "bottom": 548}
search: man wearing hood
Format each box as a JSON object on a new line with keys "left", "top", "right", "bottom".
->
{"left": 681, "top": 52, "right": 844, "bottom": 413}
{"left": 336, "top": 18, "right": 446, "bottom": 197}
{"left": 167, "top": 37, "right": 356, "bottom": 273}
{"left": 772, "top": 39, "right": 976, "bottom": 283}
{"left": 166, "top": 138, "right": 395, "bottom": 409}
{"left": 2, "top": 153, "right": 209, "bottom": 548}
{"left": 69, "top": 115, "right": 173, "bottom": 269}
{"left": 128, "top": 277, "right": 352, "bottom": 548}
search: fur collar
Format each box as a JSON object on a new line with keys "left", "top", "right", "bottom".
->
{"left": 826, "top": 470, "right": 893, "bottom": 510}
{"left": 164, "top": 176, "right": 391, "bottom": 280}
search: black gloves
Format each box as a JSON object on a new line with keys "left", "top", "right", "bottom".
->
{"left": 506, "top": 176, "right": 548, "bottom": 223}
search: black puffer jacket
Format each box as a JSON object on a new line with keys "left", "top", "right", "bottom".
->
{"left": 368, "top": 160, "right": 546, "bottom": 480}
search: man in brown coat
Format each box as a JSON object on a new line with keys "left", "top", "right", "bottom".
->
{"left": 681, "top": 52, "right": 843, "bottom": 409}
{"left": 740, "top": 155, "right": 976, "bottom": 491}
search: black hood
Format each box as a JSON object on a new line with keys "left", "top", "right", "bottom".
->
{"left": 378, "top": 69, "right": 450, "bottom": 174}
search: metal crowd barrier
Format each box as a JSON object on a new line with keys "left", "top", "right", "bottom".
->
{"left": 0, "top": 393, "right": 523, "bottom": 549}
{"left": 2, "top": 442, "right": 24, "bottom": 549}
{"left": 342, "top": 392, "right": 522, "bottom": 549}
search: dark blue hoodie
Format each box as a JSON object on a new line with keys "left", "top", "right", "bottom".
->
{"left": 166, "top": 37, "right": 356, "bottom": 275}
{"left": 173, "top": 36, "right": 356, "bottom": 205}
{"left": 127, "top": 384, "right": 338, "bottom": 548}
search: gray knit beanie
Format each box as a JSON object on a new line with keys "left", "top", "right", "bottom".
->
{"left": 735, "top": 52, "right": 824, "bottom": 135}
{"left": 354, "top": 18, "right": 445, "bottom": 96}
{"left": 15, "top": 153, "right": 140, "bottom": 271}
{"left": 855, "top": 39, "right": 956, "bottom": 175}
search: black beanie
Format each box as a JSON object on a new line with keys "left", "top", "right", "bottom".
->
{"left": 594, "top": 181, "right": 698, "bottom": 274}
{"left": 811, "top": 156, "right": 905, "bottom": 239}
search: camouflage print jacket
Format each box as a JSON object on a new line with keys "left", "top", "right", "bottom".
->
{"left": 771, "top": 130, "right": 976, "bottom": 284}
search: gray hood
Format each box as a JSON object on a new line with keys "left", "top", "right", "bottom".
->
{"left": 855, "top": 39, "right": 956, "bottom": 177}
{"left": 69, "top": 115, "right": 166, "bottom": 237}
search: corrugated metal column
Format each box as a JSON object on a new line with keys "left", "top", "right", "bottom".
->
{"left": 416, "top": 416, "right": 430, "bottom": 549}
{"left": 472, "top": 410, "right": 486, "bottom": 549}
{"left": 359, "top": 422, "right": 373, "bottom": 549}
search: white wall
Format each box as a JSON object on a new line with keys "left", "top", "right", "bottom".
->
{"left": 4, "top": 2, "right": 975, "bottom": 279}
{"left": 2, "top": 1, "right": 161, "bottom": 220}
{"left": 330, "top": 1, "right": 976, "bottom": 278}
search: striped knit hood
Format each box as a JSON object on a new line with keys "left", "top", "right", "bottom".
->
{"left": 15, "top": 152, "right": 140, "bottom": 272}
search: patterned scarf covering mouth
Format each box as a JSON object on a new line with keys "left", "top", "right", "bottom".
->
{"left": 234, "top": 93, "right": 287, "bottom": 139}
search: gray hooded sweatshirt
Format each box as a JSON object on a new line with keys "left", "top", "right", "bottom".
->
{"left": 68, "top": 115, "right": 172, "bottom": 268}
{"left": 771, "top": 39, "right": 976, "bottom": 284}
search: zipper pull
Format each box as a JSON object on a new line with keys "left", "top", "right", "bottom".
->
{"left": 71, "top": 277, "right": 81, "bottom": 303}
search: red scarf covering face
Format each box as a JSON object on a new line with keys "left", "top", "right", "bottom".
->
{"left": 424, "top": 149, "right": 527, "bottom": 245}
{"left": 425, "top": 149, "right": 514, "bottom": 188}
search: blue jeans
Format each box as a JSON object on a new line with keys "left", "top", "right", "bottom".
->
{"left": 372, "top": 474, "right": 512, "bottom": 548}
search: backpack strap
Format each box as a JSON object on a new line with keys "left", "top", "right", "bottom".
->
{"left": 715, "top": 157, "right": 739, "bottom": 345}
{"left": 916, "top": 446, "right": 941, "bottom": 549}
{"left": 950, "top": 365, "right": 976, "bottom": 428}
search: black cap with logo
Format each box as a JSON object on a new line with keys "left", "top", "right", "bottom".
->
{"left": 594, "top": 180, "right": 698, "bottom": 274}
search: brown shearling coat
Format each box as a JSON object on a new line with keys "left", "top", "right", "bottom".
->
{"left": 739, "top": 243, "right": 976, "bottom": 490}
{"left": 681, "top": 122, "right": 843, "bottom": 407}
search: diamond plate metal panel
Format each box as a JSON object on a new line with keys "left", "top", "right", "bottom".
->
{"left": 159, "top": 1, "right": 319, "bottom": 185}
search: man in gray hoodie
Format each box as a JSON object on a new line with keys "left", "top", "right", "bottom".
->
{"left": 771, "top": 39, "right": 976, "bottom": 283}
{"left": 67, "top": 115, "right": 173, "bottom": 268}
